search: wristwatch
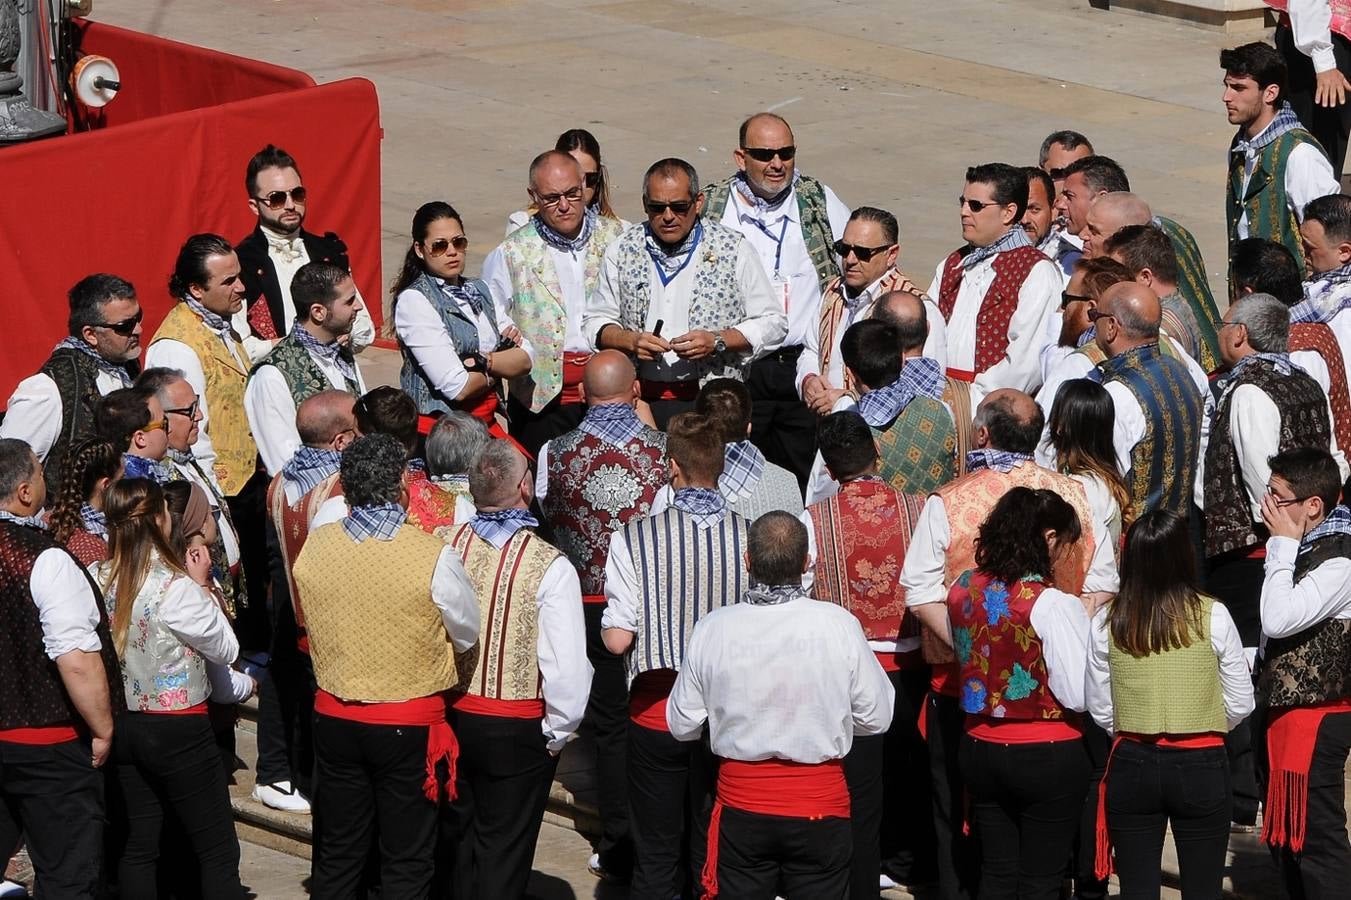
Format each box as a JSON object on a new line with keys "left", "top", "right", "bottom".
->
{"left": 713, "top": 332, "right": 727, "bottom": 355}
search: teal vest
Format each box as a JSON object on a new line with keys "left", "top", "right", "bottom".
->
{"left": 703, "top": 173, "right": 837, "bottom": 294}
{"left": 872, "top": 396, "right": 958, "bottom": 495}
{"left": 1227, "top": 128, "right": 1323, "bottom": 279}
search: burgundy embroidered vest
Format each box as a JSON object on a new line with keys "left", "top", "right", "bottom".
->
{"left": 64, "top": 527, "right": 109, "bottom": 568}
{"left": 540, "top": 425, "right": 668, "bottom": 596}
{"left": 808, "top": 479, "right": 925, "bottom": 642}
{"left": 1289, "top": 322, "right": 1351, "bottom": 456}
{"left": 946, "top": 569, "right": 1064, "bottom": 720}
{"left": 937, "top": 245, "right": 1047, "bottom": 373}
{"left": 268, "top": 470, "right": 344, "bottom": 634}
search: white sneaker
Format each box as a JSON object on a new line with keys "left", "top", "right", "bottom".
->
{"left": 252, "top": 780, "right": 311, "bottom": 813}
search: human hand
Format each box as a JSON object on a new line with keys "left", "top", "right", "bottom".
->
{"left": 502, "top": 324, "right": 523, "bottom": 344}
{"left": 632, "top": 331, "right": 672, "bottom": 361}
{"left": 186, "top": 544, "right": 213, "bottom": 586}
{"left": 1260, "top": 491, "right": 1305, "bottom": 541}
{"left": 92, "top": 735, "right": 111, "bottom": 768}
{"left": 1315, "top": 68, "right": 1351, "bottom": 108}
{"left": 809, "top": 387, "right": 847, "bottom": 416}
{"left": 801, "top": 374, "right": 824, "bottom": 405}
{"left": 670, "top": 330, "right": 715, "bottom": 360}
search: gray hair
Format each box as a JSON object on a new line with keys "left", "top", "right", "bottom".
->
{"left": 134, "top": 367, "right": 189, "bottom": 407}
{"left": 748, "top": 511, "right": 809, "bottom": 586}
{"left": 1230, "top": 292, "right": 1290, "bottom": 353}
{"left": 643, "top": 158, "right": 700, "bottom": 201}
{"left": 340, "top": 433, "right": 406, "bottom": 508}
{"left": 426, "top": 412, "right": 490, "bottom": 478}
{"left": 0, "top": 439, "right": 38, "bottom": 503}
{"left": 468, "top": 439, "right": 527, "bottom": 510}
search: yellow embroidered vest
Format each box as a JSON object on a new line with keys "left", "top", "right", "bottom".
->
{"left": 149, "top": 304, "right": 256, "bottom": 495}
{"left": 447, "top": 525, "right": 560, "bottom": 701}
{"left": 294, "top": 523, "right": 458, "bottom": 702}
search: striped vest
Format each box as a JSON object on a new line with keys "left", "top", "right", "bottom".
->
{"left": 1228, "top": 126, "right": 1324, "bottom": 275}
{"left": 267, "top": 470, "right": 343, "bottom": 634}
{"left": 702, "top": 173, "right": 838, "bottom": 294}
{"left": 815, "top": 269, "right": 929, "bottom": 391}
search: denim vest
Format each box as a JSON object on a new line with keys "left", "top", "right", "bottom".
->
{"left": 398, "top": 272, "right": 495, "bottom": 417}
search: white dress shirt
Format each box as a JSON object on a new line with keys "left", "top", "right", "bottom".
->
{"left": 719, "top": 181, "right": 850, "bottom": 348}
{"left": 1071, "top": 471, "right": 1123, "bottom": 562}
{"left": 1018, "top": 587, "right": 1092, "bottom": 713}
{"left": 0, "top": 369, "right": 126, "bottom": 463}
{"left": 666, "top": 597, "right": 895, "bottom": 762}
{"left": 1285, "top": 0, "right": 1342, "bottom": 72}
{"left": 926, "top": 253, "right": 1062, "bottom": 409}
{"left": 148, "top": 575, "right": 242, "bottom": 666}
{"left": 1086, "top": 603, "right": 1254, "bottom": 734}
{"left": 483, "top": 241, "right": 593, "bottom": 356}
{"left": 583, "top": 236, "right": 788, "bottom": 382}
{"left": 429, "top": 544, "right": 483, "bottom": 653}
{"left": 1234, "top": 120, "right": 1339, "bottom": 241}
{"left": 244, "top": 342, "right": 369, "bottom": 476}
{"left": 32, "top": 548, "right": 104, "bottom": 659}
{"left": 529, "top": 556, "right": 593, "bottom": 750}
{"left": 1261, "top": 534, "right": 1351, "bottom": 640}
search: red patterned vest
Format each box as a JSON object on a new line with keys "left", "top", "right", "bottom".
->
{"left": 64, "top": 528, "right": 109, "bottom": 568}
{"left": 946, "top": 569, "right": 1064, "bottom": 720}
{"left": 1265, "top": 0, "right": 1351, "bottom": 38}
{"left": 268, "top": 470, "right": 345, "bottom": 637}
{"left": 406, "top": 477, "right": 467, "bottom": 535}
{"left": 540, "top": 423, "right": 668, "bottom": 596}
{"left": 1290, "top": 322, "right": 1351, "bottom": 456}
{"left": 937, "top": 245, "right": 1048, "bottom": 374}
{"left": 808, "top": 478, "right": 925, "bottom": 642}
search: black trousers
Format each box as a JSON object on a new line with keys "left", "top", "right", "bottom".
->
{"left": 224, "top": 467, "right": 273, "bottom": 653}
{"left": 1071, "top": 721, "right": 1112, "bottom": 900}
{"left": 1278, "top": 24, "right": 1351, "bottom": 181}
{"left": 745, "top": 349, "right": 815, "bottom": 492}
{"left": 927, "top": 691, "right": 978, "bottom": 900}
{"left": 584, "top": 602, "right": 633, "bottom": 876}
{"left": 446, "top": 710, "right": 557, "bottom": 900}
{"left": 1205, "top": 552, "right": 1264, "bottom": 824}
{"left": 255, "top": 513, "right": 315, "bottom": 791}
{"left": 1105, "top": 740, "right": 1231, "bottom": 900}
{"left": 628, "top": 720, "right": 716, "bottom": 898}
{"left": 959, "top": 736, "right": 1090, "bottom": 900}
{"left": 1272, "top": 711, "right": 1351, "bottom": 900}
{"left": 711, "top": 805, "right": 851, "bottom": 900}
{"left": 0, "top": 738, "right": 104, "bottom": 899}
{"left": 647, "top": 397, "right": 696, "bottom": 430}
{"left": 312, "top": 714, "right": 440, "bottom": 900}
{"left": 507, "top": 393, "right": 585, "bottom": 460}
{"left": 842, "top": 666, "right": 933, "bottom": 898}
{"left": 113, "top": 713, "right": 244, "bottom": 900}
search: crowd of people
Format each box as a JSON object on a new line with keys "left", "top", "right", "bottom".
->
{"left": 6, "top": 18, "right": 1351, "bottom": 900}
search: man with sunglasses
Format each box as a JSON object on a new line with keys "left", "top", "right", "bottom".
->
{"left": 234, "top": 144, "right": 376, "bottom": 362}
{"left": 587, "top": 158, "right": 786, "bottom": 428}
{"left": 1, "top": 274, "right": 141, "bottom": 497}
{"left": 701, "top": 113, "right": 850, "bottom": 487}
{"left": 92, "top": 387, "right": 173, "bottom": 483}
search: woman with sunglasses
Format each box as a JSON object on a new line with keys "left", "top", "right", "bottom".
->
{"left": 91, "top": 478, "right": 246, "bottom": 900}
{"left": 506, "top": 128, "right": 627, "bottom": 234}
{"left": 46, "top": 437, "right": 121, "bottom": 566}
{"left": 392, "top": 202, "right": 532, "bottom": 437}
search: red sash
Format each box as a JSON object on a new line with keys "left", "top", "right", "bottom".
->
{"left": 582, "top": 592, "right": 607, "bottom": 606}
{"left": 640, "top": 380, "right": 699, "bottom": 402}
{"left": 144, "top": 701, "right": 209, "bottom": 717}
{"left": 629, "top": 669, "right": 678, "bottom": 732}
{"left": 1264, "top": 698, "right": 1351, "bottom": 852}
{"left": 964, "top": 715, "right": 1083, "bottom": 744}
{"left": 945, "top": 368, "right": 976, "bottom": 383}
{"left": 449, "top": 692, "right": 545, "bottom": 720}
{"left": 561, "top": 351, "right": 590, "bottom": 405}
{"left": 315, "top": 690, "right": 459, "bottom": 802}
{"left": 0, "top": 725, "right": 78, "bottom": 745}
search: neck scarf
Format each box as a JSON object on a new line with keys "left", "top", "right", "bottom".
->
{"left": 1303, "top": 504, "right": 1351, "bottom": 545}
{"left": 282, "top": 446, "right": 342, "bottom": 497}
{"left": 644, "top": 221, "right": 704, "bottom": 286}
{"left": 80, "top": 503, "right": 108, "bottom": 539}
{"left": 292, "top": 322, "right": 358, "bottom": 384}
{"left": 742, "top": 582, "right": 804, "bottom": 606}
{"left": 965, "top": 449, "right": 1034, "bottom": 474}
{"left": 430, "top": 473, "right": 470, "bottom": 493}
{"left": 182, "top": 296, "right": 237, "bottom": 341}
{"left": 263, "top": 227, "right": 305, "bottom": 264}
{"left": 535, "top": 206, "right": 596, "bottom": 254}
{"left": 961, "top": 224, "right": 1033, "bottom": 271}
{"left": 53, "top": 337, "right": 134, "bottom": 388}
{"left": 1218, "top": 351, "right": 1298, "bottom": 391}
{"left": 342, "top": 503, "right": 406, "bottom": 542}
{"left": 469, "top": 507, "right": 539, "bottom": 548}
{"left": 437, "top": 277, "right": 485, "bottom": 318}
{"left": 580, "top": 402, "right": 644, "bottom": 445}
{"left": 1294, "top": 262, "right": 1351, "bottom": 323}
{"left": 672, "top": 486, "right": 726, "bottom": 530}
{"left": 732, "top": 170, "right": 800, "bottom": 216}
{"left": 720, "top": 441, "right": 765, "bottom": 499}
{"left": 1076, "top": 325, "right": 1097, "bottom": 348}
{"left": 0, "top": 509, "right": 48, "bottom": 530}
{"left": 122, "top": 453, "right": 173, "bottom": 485}
{"left": 857, "top": 357, "right": 945, "bottom": 427}
{"left": 1232, "top": 102, "right": 1303, "bottom": 156}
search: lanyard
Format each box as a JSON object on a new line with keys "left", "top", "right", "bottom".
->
{"left": 749, "top": 216, "right": 791, "bottom": 278}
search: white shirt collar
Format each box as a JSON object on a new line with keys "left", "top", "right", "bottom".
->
{"left": 731, "top": 184, "right": 799, "bottom": 226}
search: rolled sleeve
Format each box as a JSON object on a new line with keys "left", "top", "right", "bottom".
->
{"left": 31, "top": 549, "right": 103, "bottom": 659}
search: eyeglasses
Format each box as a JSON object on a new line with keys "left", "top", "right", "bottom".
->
{"left": 583, "top": 171, "right": 601, "bottom": 189}
{"left": 1060, "top": 291, "right": 1092, "bottom": 309}
{"left": 742, "top": 145, "right": 796, "bottom": 163}
{"left": 534, "top": 188, "right": 584, "bottom": 208}
{"left": 254, "top": 187, "right": 308, "bottom": 209}
{"left": 165, "top": 398, "right": 200, "bottom": 419}
{"left": 140, "top": 417, "right": 169, "bottom": 434}
{"left": 1085, "top": 308, "right": 1116, "bottom": 324}
{"left": 644, "top": 199, "right": 695, "bottom": 216}
{"left": 1267, "top": 486, "right": 1311, "bottom": 507}
{"left": 959, "top": 197, "right": 1003, "bottom": 213}
{"left": 832, "top": 240, "right": 895, "bottom": 262}
{"left": 424, "top": 236, "right": 468, "bottom": 257}
{"left": 1047, "top": 167, "right": 1069, "bottom": 180}
{"left": 91, "top": 309, "right": 143, "bottom": 336}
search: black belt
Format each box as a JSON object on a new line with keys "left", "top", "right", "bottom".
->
{"left": 759, "top": 345, "right": 804, "bottom": 364}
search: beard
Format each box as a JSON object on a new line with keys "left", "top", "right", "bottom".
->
{"left": 262, "top": 208, "right": 304, "bottom": 236}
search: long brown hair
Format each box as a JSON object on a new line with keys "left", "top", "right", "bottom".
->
{"left": 48, "top": 438, "right": 120, "bottom": 545}
{"left": 1109, "top": 509, "right": 1207, "bottom": 657}
{"left": 1049, "top": 379, "right": 1134, "bottom": 527}
{"left": 99, "top": 478, "right": 190, "bottom": 659}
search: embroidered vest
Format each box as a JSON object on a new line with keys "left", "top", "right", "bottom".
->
{"left": 1259, "top": 531, "right": 1351, "bottom": 708}
{"left": 1108, "top": 596, "right": 1227, "bottom": 734}
{"left": 1160, "top": 292, "right": 1215, "bottom": 372}
{"left": 808, "top": 480, "right": 926, "bottom": 642}
{"left": 1265, "top": 0, "right": 1351, "bottom": 36}
{"left": 63, "top": 527, "right": 109, "bottom": 568}
{"left": 612, "top": 221, "right": 752, "bottom": 382}
{"left": 944, "top": 377, "right": 974, "bottom": 471}
{"left": 447, "top": 526, "right": 561, "bottom": 702}
{"left": 1290, "top": 322, "right": 1351, "bottom": 455}
{"left": 149, "top": 304, "right": 257, "bottom": 495}
{"left": 406, "top": 478, "right": 469, "bottom": 539}
{"left": 37, "top": 347, "right": 130, "bottom": 497}
{"left": 947, "top": 570, "right": 1065, "bottom": 720}
{"left": 0, "top": 522, "right": 122, "bottom": 729}
{"left": 872, "top": 396, "right": 958, "bottom": 495}
{"left": 267, "top": 470, "right": 343, "bottom": 633}
{"left": 541, "top": 424, "right": 668, "bottom": 596}
{"left": 500, "top": 217, "right": 623, "bottom": 412}
{"left": 397, "top": 273, "right": 495, "bottom": 416}
{"left": 1096, "top": 343, "right": 1202, "bottom": 517}
{"left": 294, "top": 523, "right": 459, "bottom": 702}
{"left": 618, "top": 507, "right": 750, "bottom": 685}
{"left": 249, "top": 331, "right": 360, "bottom": 408}
{"left": 937, "top": 245, "right": 1048, "bottom": 374}
{"left": 1227, "top": 127, "right": 1324, "bottom": 275}
{"left": 702, "top": 173, "right": 838, "bottom": 293}
{"left": 816, "top": 270, "right": 930, "bottom": 391}
{"left": 1204, "top": 360, "right": 1331, "bottom": 557}
{"left": 726, "top": 461, "right": 804, "bottom": 521}
{"left": 1155, "top": 216, "right": 1223, "bottom": 370}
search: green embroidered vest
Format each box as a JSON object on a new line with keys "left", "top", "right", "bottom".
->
{"left": 249, "top": 331, "right": 360, "bottom": 407}
{"left": 1227, "top": 128, "right": 1323, "bottom": 279}
{"left": 872, "top": 396, "right": 958, "bottom": 495}
{"left": 1155, "top": 216, "right": 1222, "bottom": 372}
{"left": 703, "top": 173, "right": 837, "bottom": 294}
{"left": 1108, "top": 596, "right": 1227, "bottom": 735}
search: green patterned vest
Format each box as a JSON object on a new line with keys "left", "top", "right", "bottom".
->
{"left": 1108, "top": 596, "right": 1227, "bottom": 735}
{"left": 1155, "top": 216, "right": 1222, "bottom": 372}
{"left": 500, "top": 217, "right": 624, "bottom": 412}
{"left": 703, "top": 173, "right": 837, "bottom": 294}
{"left": 1227, "top": 128, "right": 1323, "bottom": 279}
{"left": 872, "top": 396, "right": 958, "bottom": 495}
{"left": 248, "top": 331, "right": 360, "bottom": 407}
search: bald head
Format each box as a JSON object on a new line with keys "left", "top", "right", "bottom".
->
{"left": 297, "top": 390, "right": 357, "bottom": 447}
{"left": 1082, "top": 191, "right": 1153, "bottom": 258}
{"left": 873, "top": 291, "right": 929, "bottom": 353}
{"left": 973, "top": 389, "right": 1043, "bottom": 455}
{"left": 583, "top": 350, "right": 638, "bottom": 405}
{"left": 1098, "top": 281, "right": 1161, "bottom": 342}
{"left": 528, "top": 149, "right": 583, "bottom": 191}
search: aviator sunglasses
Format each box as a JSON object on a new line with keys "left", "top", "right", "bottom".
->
{"left": 424, "top": 236, "right": 469, "bottom": 256}
{"left": 254, "top": 187, "right": 308, "bottom": 209}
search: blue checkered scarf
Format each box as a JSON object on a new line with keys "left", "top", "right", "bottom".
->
{"left": 965, "top": 449, "right": 1034, "bottom": 474}
{"left": 341, "top": 503, "right": 406, "bottom": 543}
{"left": 122, "top": 453, "right": 173, "bottom": 485}
{"left": 182, "top": 296, "right": 236, "bottom": 340}
{"left": 0, "top": 510, "right": 48, "bottom": 530}
{"left": 469, "top": 508, "right": 539, "bottom": 548}
{"left": 292, "top": 323, "right": 358, "bottom": 385}
{"left": 53, "top": 337, "right": 133, "bottom": 388}
{"left": 672, "top": 487, "right": 727, "bottom": 530}
{"left": 960, "top": 225, "right": 1033, "bottom": 271}
{"left": 857, "top": 356, "right": 945, "bottom": 427}
{"left": 579, "top": 403, "right": 644, "bottom": 445}
{"left": 720, "top": 441, "right": 765, "bottom": 499}
{"left": 1077, "top": 326, "right": 1097, "bottom": 348}
{"left": 282, "top": 447, "right": 342, "bottom": 498}
{"left": 437, "top": 277, "right": 486, "bottom": 318}
{"left": 80, "top": 503, "right": 108, "bottom": 539}
{"left": 1303, "top": 505, "right": 1351, "bottom": 546}
{"left": 535, "top": 206, "right": 597, "bottom": 254}
{"left": 1293, "top": 262, "right": 1351, "bottom": 323}
{"left": 1232, "top": 102, "right": 1304, "bottom": 157}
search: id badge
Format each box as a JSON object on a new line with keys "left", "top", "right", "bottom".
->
{"left": 772, "top": 275, "right": 791, "bottom": 314}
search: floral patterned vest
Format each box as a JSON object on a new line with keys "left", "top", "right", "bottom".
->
{"left": 267, "top": 470, "right": 343, "bottom": 635}
{"left": 937, "top": 245, "right": 1048, "bottom": 374}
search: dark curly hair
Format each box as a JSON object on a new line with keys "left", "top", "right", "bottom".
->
{"left": 974, "top": 487, "right": 1081, "bottom": 584}
{"left": 341, "top": 433, "right": 407, "bottom": 508}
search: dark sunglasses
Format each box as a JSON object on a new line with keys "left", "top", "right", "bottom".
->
{"left": 254, "top": 186, "right": 308, "bottom": 209}
{"left": 92, "top": 309, "right": 143, "bottom": 336}
{"left": 1060, "top": 290, "right": 1092, "bottom": 309}
{"left": 424, "top": 236, "right": 469, "bottom": 256}
{"left": 583, "top": 171, "right": 601, "bottom": 189}
{"left": 165, "top": 399, "right": 200, "bottom": 419}
{"left": 1086, "top": 308, "right": 1116, "bottom": 324}
{"left": 959, "top": 197, "right": 1003, "bottom": 213}
{"left": 1047, "top": 167, "right": 1069, "bottom": 181}
{"left": 644, "top": 199, "right": 695, "bottom": 216}
{"left": 742, "top": 145, "right": 796, "bottom": 163}
{"left": 833, "top": 240, "right": 895, "bottom": 262}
